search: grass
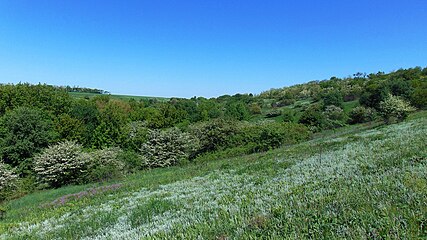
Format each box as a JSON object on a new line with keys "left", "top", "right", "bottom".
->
{"left": 1, "top": 112, "right": 426, "bottom": 239}
{"left": 68, "top": 92, "right": 169, "bottom": 102}
{"left": 342, "top": 100, "right": 359, "bottom": 113}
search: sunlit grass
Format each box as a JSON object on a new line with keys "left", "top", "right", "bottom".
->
{"left": 1, "top": 113, "right": 426, "bottom": 239}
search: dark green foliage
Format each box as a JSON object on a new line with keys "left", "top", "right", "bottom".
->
{"left": 298, "top": 105, "right": 326, "bottom": 131}
{"left": 225, "top": 102, "right": 250, "bottom": 120}
{"left": 0, "top": 107, "right": 56, "bottom": 174}
{"left": 0, "top": 83, "right": 71, "bottom": 115}
{"left": 322, "top": 90, "right": 343, "bottom": 108}
{"left": 388, "top": 79, "right": 413, "bottom": 100}
{"left": 118, "top": 150, "right": 144, "bottom": 172}
{"left": 238, "top": 122, "right": 311, "bottom": 153}
{"left": 69, "top": 99, "right": 102, "bottom": 148}
{"left": 190, "top": 119, "right": 238, "bottom": 154}
{"left": 411, "top": 79, "right": 427, "bottom": 109}
{"left": 92, "top": 99, "right": 130, "bottom": 148}
{"left": 359, "top": 83, "right": 389, "bottom": 109}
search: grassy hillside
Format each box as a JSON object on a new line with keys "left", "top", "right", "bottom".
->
{"left": 1, "top": 112, "right": 426, "bottom": 239}
{"left": 68, "top": 91, "right": 169, "bottom": 102}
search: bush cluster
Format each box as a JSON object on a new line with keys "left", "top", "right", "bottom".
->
{"left": 86, "top": 147, "right": 125, "bottom": 182}
{"left": 33, "top": 141, "right": 129, "bottom": 188}
{"left": 189, "top": 119, "right": 238, "bottom": 153}
{"left": 234, "top": 122, "right": 310, "bottom": 153}
{"left": 379, "top": 94, "right": 416, "bottom": 124}
{"left": 348, "top": 106, "right": 377, "bottom": 124}
{"left": 34, "top": 141, "right": 89, "bottom": 188}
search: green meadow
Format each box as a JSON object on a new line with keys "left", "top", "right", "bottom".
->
{"left": 1, "top": 111, "right": 426, "bottom": 239}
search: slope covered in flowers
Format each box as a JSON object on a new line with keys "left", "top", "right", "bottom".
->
{"left": 1, "top": 114, "right": 426, "bottom": 239}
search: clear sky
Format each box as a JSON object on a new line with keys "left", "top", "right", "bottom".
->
{"left": 0, "top": 0, "right": 426, "bottom": 98}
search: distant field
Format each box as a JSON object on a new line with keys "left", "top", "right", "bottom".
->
{"left": 68, "top": 92, "right": 170, "bottom": 102}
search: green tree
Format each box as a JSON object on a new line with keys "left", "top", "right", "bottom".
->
{"left": 0, "top": 107, "right": 56, "bottom": 174}
{"left": 411, "top": 80, "right": 427, "bottom": 109}
{"left": 92, "top": 100, "right": 130, "bottom": 148}
{"left": 70, "top": 99, "right": 100, "bottom": 146}
{"left": 225, "top": 102, "right": 250, "bottom": 121}
{"left": 54, "top": 114, "right": 85, "bottom": 143}
{"left": 322, "top": 90, "right": 343, "bottom": 108}
{"left": 359, "top": 83, "right": 389, "bottom": 109}
{"left": 298, "top": 105, "right": 325, "bottom": 131}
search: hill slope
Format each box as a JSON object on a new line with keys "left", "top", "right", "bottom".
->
{"left": 1, "top": 113, "right": 426, "bottom": 239}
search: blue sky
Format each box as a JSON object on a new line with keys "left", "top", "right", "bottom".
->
{"left": 0, "top": 0, "right": 426, "bottom": 98}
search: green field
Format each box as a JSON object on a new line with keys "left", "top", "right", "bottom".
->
{"left": 1, "top": 112, "right": 426, "bottom": 239}
{"left": 68, "top": 92, "right": 170, "bottom": 102}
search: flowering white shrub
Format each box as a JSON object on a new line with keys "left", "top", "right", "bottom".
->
{"left": 86, "top": 147, "right": 125, "bottom": 181}
{"left": 140, "top": 128, "right": 200, "bottom": 168}
{"left": 324, "top": 105, "right": 347, "bottom": 129}
{"left": 379, "top": 94, "right": 416, "bottom": 123}
{"left": 34, "top": 141, "right": 89, "bottom": 187}
{"left": 0, "top": 161, "right": 17, "bottom": 199}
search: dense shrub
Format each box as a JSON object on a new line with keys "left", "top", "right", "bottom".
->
{"left": 54, "top": 114, "right": 85, "bottom": 143}
{"left": 379, "top": 94, "right": 416, "bottom": 124}
{"left": 86, "top": 147, "right": 125, "bottom": 182}
{"left": 322, "top": 90, "right": 343, "bottom": 108}
{"left": 224, "top": 102, "right": 250, "bottom": 121}
{"left": 359, "top": 84, "right": 389, "bottom": 109}
{"left": 140, "top": 128, "right": 200, "bottom": 168}
{"left": 34, "top": 141, "right": 89, "bottom": 188}
{"left": 0, "top": 161, "right": 18, "bottom": 200}
{"left": 411, "top": 80, "right": 427, "bottom": 109}
{"left": 189, "top": 119, "right": 238, "bottom": 154}
{"left": 234, "top": 121, "right": 311, "bottom": 153}
{"left": 0, "top": 83, "right": 72, "bottom": 116}
{"left": 118, "top": 150, "right": 144, "bottom": 172}
{"left": 348, "top": 106, "right": 377, "bottom": 124}
{"left": 298, "top": 105, "right": 326, "bottom": 131}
